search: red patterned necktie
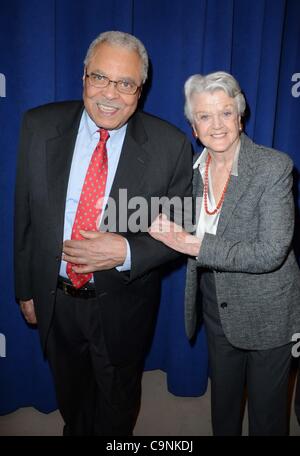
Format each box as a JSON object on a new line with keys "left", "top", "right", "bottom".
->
{"left": 66, "top": 128, "right": 109, "bottom": 288}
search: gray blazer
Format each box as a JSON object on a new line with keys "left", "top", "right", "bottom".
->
{"left": 185, "top": 133, "right": 300, "bottom": 349}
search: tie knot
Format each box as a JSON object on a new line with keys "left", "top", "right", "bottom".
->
{"left": 99, "top": 128, "right": 109, "bottom": 144}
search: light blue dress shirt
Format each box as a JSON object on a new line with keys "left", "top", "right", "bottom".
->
{"left": 59, "top": 109, "right": 131, "bottom": 279}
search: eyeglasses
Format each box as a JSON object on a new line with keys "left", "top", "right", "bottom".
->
{"left": 85, "top": 72, "right": 140, "bottom": 95}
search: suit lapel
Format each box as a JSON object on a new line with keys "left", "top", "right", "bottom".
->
{"left": 46, "top": 103, "right": 84, "bottom": 243}
{"left": 216, "top": 134, "right": 255, "bottom": 236}
{"left": 103, "top": 112, "right": 150, "bottom": 231}
{"left": 108, "top": 115, "right": 149, "bottom": 201}
{"left": 192, "top": 134, "right": 255, "bottom": 236}
{"left": 192, "top": 156, "right": 204, "bottom": 230}
{"left": 193, "top": 161, "right": 203, "bottom": 198}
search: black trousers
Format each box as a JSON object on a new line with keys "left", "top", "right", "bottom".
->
{"left": 201, "top": 271, "right": 292, "bottom": 436}
{"left": 46, "top": 288, "right": 143, "bottom": 436}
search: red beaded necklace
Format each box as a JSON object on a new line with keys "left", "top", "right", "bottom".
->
{"left": 204, "top": 153, "right": 231, "bottom": 215}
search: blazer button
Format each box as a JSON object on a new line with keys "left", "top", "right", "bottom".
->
{"left": 220, "top": 302, "right": 227, "bottom": 309}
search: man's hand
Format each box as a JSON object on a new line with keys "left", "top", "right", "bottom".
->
{"left": 20, "top": 299, "right": 37, "bottom": 325}
{"left": 149, "top": 214, "right": 201, "bottom": 257}
{"left": 63, "top": 230, "right": 127, "bottom": 273}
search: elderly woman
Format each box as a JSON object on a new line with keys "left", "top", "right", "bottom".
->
{"left": 149, "top": 71, "right": 300, "bottom": 436}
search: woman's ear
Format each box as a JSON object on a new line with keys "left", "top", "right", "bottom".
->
{"left": 238, "top": 116, "right": 243, "bottom": 132}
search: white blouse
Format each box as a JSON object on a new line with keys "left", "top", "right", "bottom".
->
{"left": 194, "top": 142, "right": 240, "bottom": 241}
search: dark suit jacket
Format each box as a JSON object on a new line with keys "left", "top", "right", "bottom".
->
{"left": 14, "top": 100, "right": 193, "bottom": 365}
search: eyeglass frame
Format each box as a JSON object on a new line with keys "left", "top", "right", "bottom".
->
{"left": 85, "top": 72, "right": 141, "bottom": 95}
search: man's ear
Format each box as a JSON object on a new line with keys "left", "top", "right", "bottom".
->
{"left": 82, "top": 67, "right": 86, "bottom": 85}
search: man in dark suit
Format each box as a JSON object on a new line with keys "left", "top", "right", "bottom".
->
{"left": 14, "top": 31, "right": 193, "bottom": 436}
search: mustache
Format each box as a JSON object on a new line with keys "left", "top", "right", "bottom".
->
{"left": 95, "top": 100, "right": 123, "bottom": 110}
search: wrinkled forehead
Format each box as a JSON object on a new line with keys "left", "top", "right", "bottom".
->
{"left": 191, "top": 89, "right": 237, "bottom": 111}
{"left": 86, "top": 42, "right": 143, "bottom": 83}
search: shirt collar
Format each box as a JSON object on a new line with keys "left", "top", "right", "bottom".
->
{"left": 83, "top": 109, "right": 127, "bottom": 141}
{"left": 193, "top": 140, "right": 241, "bottom": 176}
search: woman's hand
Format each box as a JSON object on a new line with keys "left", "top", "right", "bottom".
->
{"left": 149, "top": 214, "right": 201, "bottom": 257}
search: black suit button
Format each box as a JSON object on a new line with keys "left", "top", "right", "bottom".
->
{"left": 50, "top": 290, "right": 55, "bottom": 295}
{"left": 220, "top": 302, "right": 227, "bottom": 309}
{"left": 55, "top": 255, "right": 60, "bottom": 261}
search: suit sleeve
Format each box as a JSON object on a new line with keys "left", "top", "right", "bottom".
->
{"left": 196, "top": 155, "right": 295, "bottom": 273}
{"left": 14, "top": 112, "right": 33, "bottom": 300}
{"left": 128, "top": 136, "right": 193, "bottom": 281}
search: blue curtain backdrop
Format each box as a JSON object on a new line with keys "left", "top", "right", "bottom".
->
{"left": 0, "top": 0, "right": 300, "bottom": 414}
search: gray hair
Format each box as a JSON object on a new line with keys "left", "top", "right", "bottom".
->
{"left": 84, "top": 31, "right": 149, "bottom": 84}
{"left": 184, "top": 71, "right": 246, "bottom": 123}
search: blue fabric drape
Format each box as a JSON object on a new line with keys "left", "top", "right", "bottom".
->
{"left": 1, "top": 0, "right": 299, "bottom": 414}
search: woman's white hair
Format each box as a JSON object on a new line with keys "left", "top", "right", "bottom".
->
{"left": 184, "top": 71, "right": 246, "bottom": 123}
{"left": 84, "top": 30, "right": 149, "bottom": 84}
